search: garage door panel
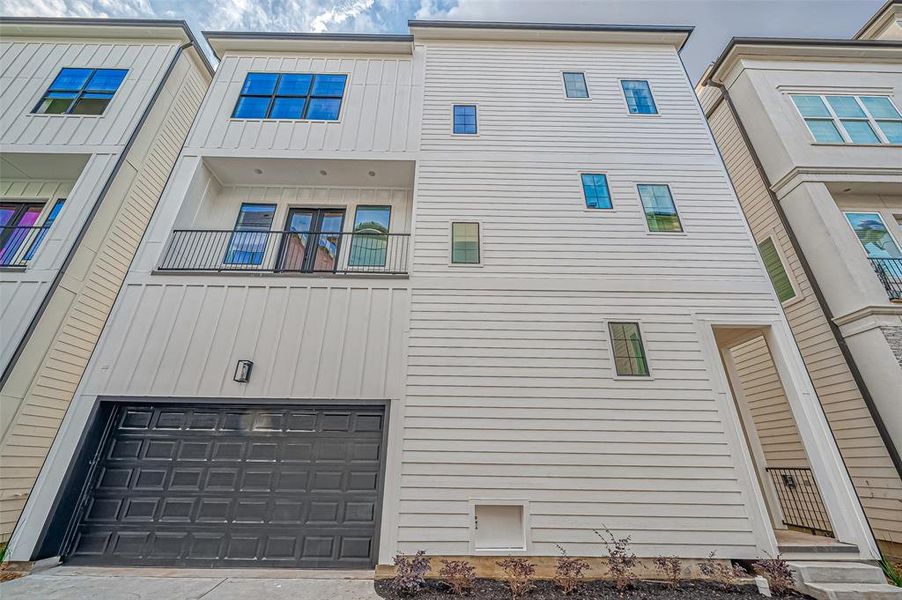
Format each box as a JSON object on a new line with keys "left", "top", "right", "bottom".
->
{"left": 67, "top": 404, "right": 385, "bottom": 567}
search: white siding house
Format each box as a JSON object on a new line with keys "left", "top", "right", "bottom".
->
{"left": 6, "top": 21, "right": 878, "bottom": 571}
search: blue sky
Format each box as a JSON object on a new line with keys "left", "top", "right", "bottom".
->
{"left": 0, "top": 0, "right": 884, "bottom": 82}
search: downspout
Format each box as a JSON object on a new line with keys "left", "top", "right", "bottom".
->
{"left": 706, "top": 78, "right": 902, "bottom": 484}
{"left": 0, "top": 41, "right": 194, "bottom": 391}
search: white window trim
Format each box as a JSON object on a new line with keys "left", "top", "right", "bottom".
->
{"left": 229, "top": 71, "right": 351, "bottom": 124}
{"left": 790, "top": 93, "right": 900, "bottom": 145}
{"left": 636, "top": 183, "right": 686, "bottom": 235}
{"left": 467, "top": 499, "right": 530, "bottom": 555}
{"left": 605, "top": 319, "right": 654, "bottom": 380}
{"left": 578, "top": 170, "right": 615, "bottom": 211}
{"left": 842, "top": 210, "right": 902, "bottom": 259}
{"left": 448, "top": 220, "right": 483, "bottom": 267}
{"left": 450, "top": 102, "right": 480, "bottom": 137}
{"left": 758, "top": 232, "right": 803, "bottom": 308}
{"left": 618, "top": 78, "right": 660, "bottom": 117}
{"left": 561, "top": 71, "right": 591, "bottom": 101}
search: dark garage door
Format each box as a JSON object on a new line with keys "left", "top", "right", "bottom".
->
{"left": 67, "top": 404, "right": 385, "bottom": 568}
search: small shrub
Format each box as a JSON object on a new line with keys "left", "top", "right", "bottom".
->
{"left": 594, "top": 527, "right": 639, "bottom": 591}
{"left": 753, "top": 554, "right": 794, "bottom": 595}
{"left": 653, "top": 555, "right": 683, "bottom": 587}
{"left": 553, "top": 545, "right": 590, "bottom": 595}
{"left": 392, "top": 550, "right": 431, "bottom": 595}
{"left": 698, "top": 550, "right": 747, "bottom": 590}
{"left": 496, "top": 557, "right": 536, "bottom": 598}
{"left": 439, "top": 559, "right": 476, "bottom": 595}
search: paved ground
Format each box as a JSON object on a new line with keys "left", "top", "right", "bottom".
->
{"left": 0, "top": 566, "right": 381, "bottom": 599}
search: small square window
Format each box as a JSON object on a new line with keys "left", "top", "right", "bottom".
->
{"left": 451, "top": 222, "right": 480, "bottom": 264}
{"left": 33, "top": 67, "right": 127, "bottom": 115}
{"left": 621, "top": 80, "right": 657, "bottom": 115}
{"left": 581, "top": 173, "right": 612, "bottom": 209}
{"left": 563, "top": 72, "right": 589, "bottom": 99}
{"left": 637, "top": 184, "right": 682, "bottom": 232}
{"left": 609, "top": 322, "right": 649, "bottom": 377}
{"left": 758, "top": 238, "right": 796, "bottom": 303}
{"left": 453, "top": 105, "right": 477, "bottom": 135}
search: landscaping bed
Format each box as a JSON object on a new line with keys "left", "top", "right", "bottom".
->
{"left": 375, "top": 578, "right": 813, "bottom": 599}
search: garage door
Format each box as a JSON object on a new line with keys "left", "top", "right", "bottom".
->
{"left": 67, "top": 404, "right": 385, "bottom": 568}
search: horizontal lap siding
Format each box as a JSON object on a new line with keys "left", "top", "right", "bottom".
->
{"left": 704, "top": 94, "right": 902, "bottom": 545}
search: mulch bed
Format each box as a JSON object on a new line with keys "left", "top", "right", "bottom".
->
{"left": 375, "top": 578, "right": 813, "bottom": 599}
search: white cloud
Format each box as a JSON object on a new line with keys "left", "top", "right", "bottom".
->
{"left": 310, "top": 0, "right": 376, "bottom": 32}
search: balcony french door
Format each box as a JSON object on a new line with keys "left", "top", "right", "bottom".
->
{"left": 278, "top": 208, "right": 345, "bottom": 272}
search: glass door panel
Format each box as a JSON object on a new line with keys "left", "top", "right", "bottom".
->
{"left": 311, "top": 211, "right": 344, "bottom": 272}
{"left": 0, "top": 202, "right": 45, "bottom": 265}
{"left": 278, "top": 208, "right": 345, "bottom": 272}
{"left": 279, "top": 209, "right": 313, "bottom": 271}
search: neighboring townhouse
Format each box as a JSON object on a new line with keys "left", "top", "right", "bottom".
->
{"left": 697, "top": 0, "right": 902, "bottom": 559}
{"left": 0, "top": 18, "right": 212, "bottom": 544}
{"left": 4, "top": 20, "right": 883, "bottom": 584}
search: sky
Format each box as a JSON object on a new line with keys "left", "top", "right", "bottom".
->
{"left": 0, "top": 0, "right": 886, "bottom": 82}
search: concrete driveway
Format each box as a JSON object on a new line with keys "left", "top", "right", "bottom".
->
{"left": 0, "top": 566, "right": 381, "bottom": 599}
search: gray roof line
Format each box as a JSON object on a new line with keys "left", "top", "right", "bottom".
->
{"left": 201, "top": 30, "right": 414, "bottom": 60}
{"left": 853, "top": 0, "right": 898, "bottom": 39}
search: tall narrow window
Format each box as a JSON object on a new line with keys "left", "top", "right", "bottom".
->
{"left": 581, "top": 174, "right": 612, "bottom": 209}
{"left": 0, "top": 202, "right": 45, "bottom": 266}
{"left": 621, "top": 80, "right": 657, "bottom": 114}
{"left": 224, "top": 204, "right": 276, "bottom": 266}
{"left": 563, "top": 72, "right": 589, "bottom": 99}
{"left": 451, "top": 222, "right": 480, "bottom": 264}
{"left": 349, "top": 206, "right": 391, "bottom": 267}
{"left": 232, "top": 73, "right": 347, "bottom": 120}
{"left": 844, "top": 212, "right": 901, "bottom": 258}
{"left": 758, "top": 237, "right": 796, "bottom": 303}
{"left": 637, "top": 184, "right": 682, "bottom": 233}
{"left": 792, "top": 94, "right": 902, "bottom": 144}
{"left": 33, "top": 68, "right": 128, "bottom": 115}
{"left": 453, "top": 105, "right": 477, "bottom": 135}
{"left": 23, "top": 199, "right": 65, "bottom": 262}
{"left": 609, "top": 322, "right": 649, "bottom": 377}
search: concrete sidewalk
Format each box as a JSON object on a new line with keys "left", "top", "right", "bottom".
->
{"left": 0, "top": 566, "right": 380, "bottom": 599}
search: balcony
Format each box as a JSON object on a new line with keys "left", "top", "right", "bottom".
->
{"left": 0, "top": 226, "right": 51, "bottom": 268}
{"left": 158, "top": 229, "right": 410, "bottom": 275}
{"left": 870, "top": 257, "right": 902, "bottom": 301}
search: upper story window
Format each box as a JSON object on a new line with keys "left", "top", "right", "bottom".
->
{"left": 581, "top": 174, "right": 612, "bottom": 209}
{"left": 451, "top": 222, "right": 480, "bottom": 264}
{"left": 224, "top": 203, "right": 276, "bottom": 265}
{"left": 232, "top": 73, "right": 348, "bottom": 120}
{"left": 758, "top": 237, "right": 797, "bottom": 303}
{"left": 791, "top": 95, "right": 902, "bottom": 144}
{"left": 637, "top": 184, "right": 682, "bottom": 233}
{"left": 33, "top": 68, "right": 127, "bottom": 115}
{"left": 844, "top": 212, "right": 901, "bottom": 258}
{"left": 608, "top": 321, "right": 650, "bottom": 377}
{"left": 0, "top": 199, "right": 64, "bottom": 266}
{"left": 563, "top": 72, "right": 589, "bottom": 99}
{"left": 621, "top": 80, "right": 657, "bottom": 115}
{"left": 453, "top": 105, "right": 477, "bottom": 135}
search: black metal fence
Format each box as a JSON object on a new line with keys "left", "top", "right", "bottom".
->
{"left": 870, "top": 257, "right": 902, "bottom": 301}
{"left": 0, "top": 225, "right": 50, "bottom": 267}
{"left": 159, "top": 229, "right": 410, "bottom": 275}
{"left": 766, "top": 467, "right": 833, "bottom": 536}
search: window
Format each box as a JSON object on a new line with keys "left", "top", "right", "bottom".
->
{"left": 844, "top": 212, "right": 901, "bottom": 258}
{"left": 232, "top": 73, "right": 347, "bottom": 120}
{"left": 451, "top": 222, "right": 480, "bottom": 264}
{"left": 0, "top": 202, "right": 45, "bottom": 265}
{"left": 637, "top": 184, "right": 682, "bottom": 232}
{"left": 349, "top": 206, "right": 391, "bottom": 267}
{"left": 224, "top": 204, "right": 276, "bottom": 265}
{"left": 23, "top": 199, "right": 65, "bottom": 262}
{"left": 608, "top": 321, "right": 649, "bottom": 377}
{"left": 581, "top": 173, "right": 612, "bottom": 209}
{"left": 758, "top": 237, "right": 796, "bottom": 303}
{"left": 453, "top": 105, "right": 477, "bottom": 135}
{"left": 621, "top": 80, "right": 657, "bottom": 114}
{"left": 563, "top": 72, "right": 589, "bottom": 99}
{"left": 791, "top": 94, "right": 902, "bottom": 144}
{"left": 33, "top": 68, "right": 127, "bottom": 115}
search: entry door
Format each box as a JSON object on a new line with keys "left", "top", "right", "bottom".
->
{"left": 279, "top": 208, "right": 345, "bottom": 272}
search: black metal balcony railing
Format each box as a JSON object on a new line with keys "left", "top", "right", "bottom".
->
{"left": 159, "top": 229, "right": 410, "bottom": 275}
{"left": 870, "top": 257, "right": 902, "bottom": 301}
{"left": 0, "top": 225, "right": 50, "bottom": 267}
{"left": 766, "top": 467, "right": 833, "bottom": 537}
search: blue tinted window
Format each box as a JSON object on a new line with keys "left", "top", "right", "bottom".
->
{"left": 453, "top": 105, "right": 477, "bottom": 134}
{"left": 563, "top": 72, "right": 589, "bottom": 98}
{"left": 638, "top": 184, "right": 682, "bottom": 232}
{"left": 225, "top": 204, "right": 276, "bottom": 266}
{"left": 581, "top": 174, "right": 612, "bottom": 209}
{"left": 621, "top": 80, "right": 657, "bottom": 114}
{"left": 35, "top": 68, "right": 127, "bottom": 115}
{"left": 233, "top": 72, "right": 346, "bottom": 120}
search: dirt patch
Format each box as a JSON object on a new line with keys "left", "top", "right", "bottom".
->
{"left": 375, "top": 578, "right": 813, "bottom": 599}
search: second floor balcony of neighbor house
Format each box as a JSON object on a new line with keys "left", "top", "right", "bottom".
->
{"left": 870, "top": 257, "right": 902, "bottom": 301}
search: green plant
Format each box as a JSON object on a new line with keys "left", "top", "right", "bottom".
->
{"left": 594, "top": 527, "right": 639, "bottom": 591}
{"left": 496, "top": 557, "right": 536, "bottom": 598}
{"left": 753, "top": 554, "right": 794, "bottom": 595}
{"left": 881, "top": 557, "right": 902, "bottom": 588}
{"left": 653, "top": 555, "right": 683, "bottom": 587}
{"left": 391, "top": 550, "right": 431, "bottom": 596}
{"left": 553, "top": 545, "right": 590, "bottom": 595}
{"left": 439, "top": 559, "right": 476, "bottom": 595}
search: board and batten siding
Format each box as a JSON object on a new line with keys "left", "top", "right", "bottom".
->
{"left": 0, "top": 50, "right": 211, "bottom": 542}
{"left": 702, "top": 85, "right": 902, "bottom": 548}
{"left": 393, "top": 40, "right": 784, "bottom": 558}
{"left": 185, "top": 52, "right": 422, "bottom": 154}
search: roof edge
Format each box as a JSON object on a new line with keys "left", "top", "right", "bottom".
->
{"left": 853, "top": 0, "right": 899, "bottom": 40}
{"left": 202, "top": 30, "right": 415, "bottom": 60}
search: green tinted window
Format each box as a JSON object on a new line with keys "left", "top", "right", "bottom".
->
{"left": 758, "top": 238, "right": 796, "bottom": 303}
